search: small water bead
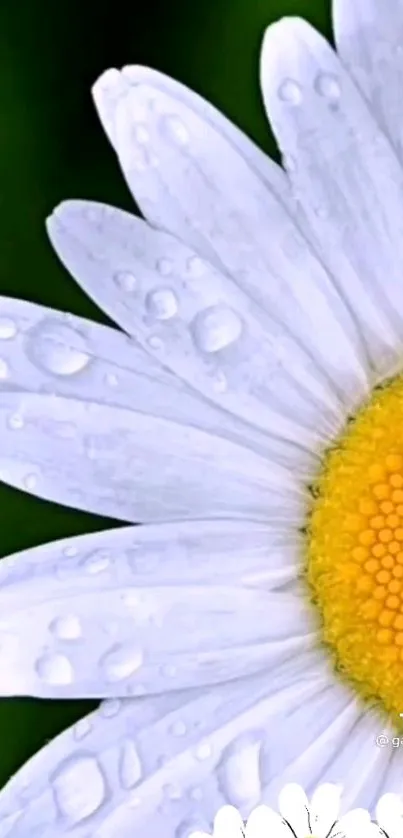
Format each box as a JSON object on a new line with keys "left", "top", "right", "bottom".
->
{"left": 74, "top": 717, "right": 92, "bottom": 741}
{"left": 105, "top": 372, "right": 119, "bottom": 388}
{"left": 278, "top": 79, "right": 303, "bottom": 105}
{"left": 186, "top": 256, "right": 205, "bottom": 278}
{"left": 8, "top": 413, "right": 24, "bottom": 430}
{"left": 162, "top": 114, "right": 190, "bottom": 146}
{"left": 170, "top": 720, "right": 187, "bottom": 737}
{"left": 35, "top": 652, "right": 74, "bottom": 685}
{"left": 191, "top": 305, "right": 243, "bottom": 353}
{"left": 134, "top": 124, "right": 150, "bottom": 144}
{"left": 119, "top": 740, "right": 143, "bottom": 789}
{"left": 102, "top": 642, "right": 143, "bottom": 683}
{"left": 0, "top": 317, "right": 17, "bottom": 339}
{"left": 148, "top": 335, "right": 164, "bottom": 350}
{"left": 28, "top": 321, "right": 90, "bottom": 377}
{"left": 23, "top": 473, "right": 38, "bottom": 491}
{"left": 145, "top": 288, "right": 178, "bottom": 320}
{"left": 314, "top": 72, "right": 341, "bottom": 103}
{"left": 114, "top": 271, "right": 137, "bottom": 293}
{"left": 63, "top": 545, "right": 78, "bottom": 558}
{"left": 82, "top": 552, "right": 111, "bottom": 575}
{"left": 157, "top": 258, "right": 174, "bottom": 277}
{"left": 51, "top": 755, "right": 106, "bottom": 824}
{"left": 50, "top": 615, "right": 82, "bottom": 641}
{"left": 0, "top": 359, "right": 9, "bottom": 380}
{"left": 100, "top": 698, "right": 122, "bottom": 718}
{"left": 217, "top": 735, "right": 262, "bottom": 809}
{"left": 195, "top": 742, "right": 212, "bottom": 761}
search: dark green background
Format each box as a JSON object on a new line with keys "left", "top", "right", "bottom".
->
{"left": 0, "top": 0, "right": 329, "bottom": 788}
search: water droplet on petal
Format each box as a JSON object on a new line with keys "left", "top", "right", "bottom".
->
{"left": 36, "top": 653, "right": 74, "bottom": 685}
{"left": 163, "top": 783, "right": 182, "bottom": 800}
{"left": 148, "top": 335, "right": 164, "bottom": 350}
{"left": 27, "top": 321, "right": 90, "bottom": 377}
{"left": 189, "top": 786, "right": 203, "bottom": 801}
{"left": 278, "top": 79, "right": 303, "bottom": 104}
{"left": 213, "top": 371, "right": 228, "bottom": 393}
{"left": 105, "top": 372, "right": 119, "bottom": 387}
{"left": 23, "top": 473, "right": 38, "bottom": 491}
{"left": 314, "top": 72, "right": 341, "bottom": 102}
{"left": 163, "top": 114, "right": 189, "bottom": 146}
{"left": 100, "top": 698, "right": 122, "bottom": 718}
{"left": 101, "top": 643, "right": 143, "bottom": 683}
{"left": 114, "top": 271, "right": 137, "bottom": 293}
{"left": 157, "top": 258, "right": 173, "bottom": 277}
{"left": 74, "top": 717, "right": 92, "bottom": 741}
{"left": 217, "top": 734, "right": 262, "bottom": 809}
{"left": 145, "top": 288, "right": 178, "bottom": 320}
{"left": 0, "top": 359, "right": 9, "bottom": 380}
{"left": 119, "top": 740, "right": 143, "bottom": 789}
{"left": 191, "top": 305, "right": 242, "bottom": 353}
{"left": 50, "top": 615, "right": 82, "bottom": 641}
{"left": 0, "top": 318, "right": 17, "bottom": 339}
{"left": 82, "top": 552, "right": 110, "bottom": 575}
{"left": 195, "top": 742, "right": 212, "bottom": 761}
{"left": 134, "top": 124, "right": 149, "bottom": 144}
{"left": 170, "top": 720, "right": 187, "bottom": 737}
{"left": 63, "top": 545, "right": 78, "bottom": 558}
{"left": 186, "top": 256, "right": 205, "bottom": 278}
{"left": 8, "top": 413, "right": 24, "bottom": 430}
{"left": 51, "top": 755, "right": 106, "bottom": 824}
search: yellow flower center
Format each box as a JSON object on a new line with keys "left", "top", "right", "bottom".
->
{"left": 307, "top": 376, "right": 403, "bottom": 723}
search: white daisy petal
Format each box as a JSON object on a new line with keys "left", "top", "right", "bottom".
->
{"left": 0, "top": 295, "right": 308, "bottom": 472}
{"left": 377, "top": 747, "right": 403, "bottom": 798}
{"left": 47, "top": 199, "right": 352, "bottom": 450}
{"left": 333, "top": 0, "right": 403, "bottom": 161}
{"left": 0, "top": 660, "right": 330, "bottom": 837}
{"left": 260, "top": 17, "right": 403, "bottom": 376}
{"left": 92, "top": 70, "right": 369, "bottom": 407}
{"left": 332, "top": 809, "right": 372, "bottom": 838}
{"left": 0, "top": 391, "right": 303, "bottom": 523}
{"left": 278, "top": 783, "right": 310, "bottom": 835}
{"left": 376, "top": 791, "right": 403, "bottom": 838}
{"left": 245, "top": 805, "right": 289, "bottom": 838}
{"left": 0, "top": 524, "right": 312, "bottom": 697}
{"left": 213, "top": 806, "right": 244, "bottom": 838}
{"left": 310, "top": 782, "right": 341, "bottom": 836}
{"left": 95, "top": 64, "right": 288, "bottom": 194}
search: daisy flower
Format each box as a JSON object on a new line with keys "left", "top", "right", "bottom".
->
{"left": 0, "top": 0, "right": 403, "bottom": 834}
{"left": 192, "top": 784, "right": 376, "bottom": 838}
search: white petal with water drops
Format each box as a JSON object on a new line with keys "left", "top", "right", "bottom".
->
{"left": 260, "top": 17, "right": 403, "bottom": 377}
{"left": 0, "top": 390, "right": 305, "bottom": 524}
{"left": 91, "top": 71, "right": 368, "bottom": 409}
{"left": 48, "top": 199, "right": 359, "bottom": 448}
{"left": 0, "top": 656, "right": 336, "bottom": 837}
{"left": 333, "top": 0, "right": 403, "bottom": 162}
{"left": 0, "top": 523, "right": 312, "bottom": 697}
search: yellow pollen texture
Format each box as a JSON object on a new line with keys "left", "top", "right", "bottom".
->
{"left": 307, "top": 378, "right": 403, "bottom": 721}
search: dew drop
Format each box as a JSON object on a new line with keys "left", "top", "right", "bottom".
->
{"left": 63, "top": 545, "right": 78, "bottom": 558}
{"left": 105, "top": 371, "right": 119, "bottom": 387}
{"left": 101, "top": 642, "right": 143, "bottom": 683}
{"left": 213, "top": 371, "right": 228, "bottom": 393}
{"left": 148, "top": 335, "right": 164, "bottom": 350}
{"left": 217, "top": 734, "right": 262, "bottom": 809}
{"left": 114, "top": 271, "right": 137, "bottom": 293}
{"left": 8, "top": 413, "right": 24, "bottom": 430}
{"left": 157, "top": 258, "right": 173, "bottom": 277}
{"left": 119, "top": 740, "right": 143, "bottom": 789}
{"left": 0, "top": 317, "right": 17, "bottom": 340}
{"left": 195, "top": 742, "right": 212, "bottom": 761}
{"left": 186, "top": 256, "right": 205, "bottom": 278}
{"left": 163, "top": 783, "right": 182, "bottom": 801}
{"left": 189, "top": 786, "right": 203, "bottom": 801}
{"left": 35, "top": 652, "right": 74, "bottom": 685}
{"left": 170, "top": 720, "right": 187, "bottom": 737}
{"left": 145, "top": 288, "right": 178, "bottom": 320}
{"left": 51, "top": 755, "right": 106, "bottom": 824}
{"left": 314, "top": 72, "right": 341, "bottom": 102}
{"left": 82, "top": 551, "right": 111, "bottom": 575}
{"left": 278, "top": 79, "right": 303, "bottom": 104}
{"left": 100, "top": 698, "right": 122, "bottom": 718}
{"left": 0, "top": 359, "right": 9, "bottom": 380}
{"left": 191, "top": 305, "right": 242, "bottom": 353}
{"left": 27, "top": 321, "right": 90, "bottom": 377}
{"left": 23, "top": 473, "right": 38, "bottom": 491}
{"left": 50, "top": 614, "right": 82, "bottom": 641}
{"left": 134, "top": 124, "right": 149, "bottom": 144}
{"left": 74, "top": 717, "right": 92, "bottom": 741}
{"left": 163, "top": 114, "right": 189, "bottom": 146}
